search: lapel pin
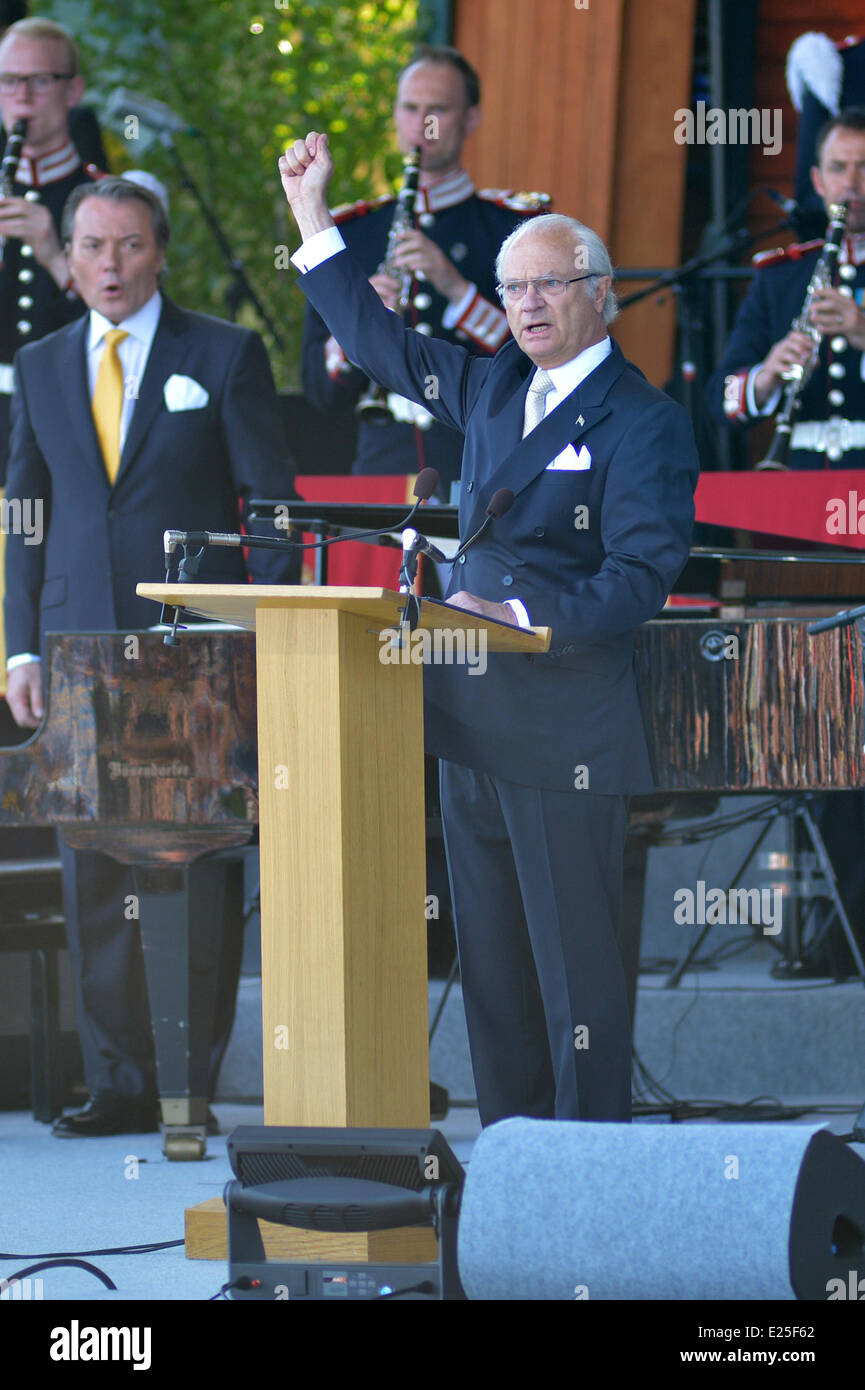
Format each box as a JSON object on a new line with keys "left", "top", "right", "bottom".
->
{"left": 576, "top": 414, "right": 585, "bottom": 427}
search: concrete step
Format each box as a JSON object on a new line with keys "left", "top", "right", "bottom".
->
{"left": 218, "top": 959, "right": 865, "bottom": 1109}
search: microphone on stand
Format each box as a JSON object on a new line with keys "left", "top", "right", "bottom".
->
{"left": 398, "top": 486, "right": 517, "bottom": 637}
{"left": 764, "top": 188, "right": 813, "bottom": 238}
{"left": 399, "top": 527, "right": 449, "bottom": 590}
{"left": 398, "top": 485, "right": 516, "bottom": 594}
{"left": 163, "top": 468, "right": 442, "bottom": 572}
{"left": 105, "top": 88, "right": 199, "bottom": 139}
{"left": 161, "top": 469, "right": 442, "bottom": 643}
{"left": 765, "top": 188, "right": 799, "bottom": 218}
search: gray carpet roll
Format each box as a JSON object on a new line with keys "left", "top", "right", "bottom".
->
{"left": 457, "top": 1119, "right": 865, "bottom": 1300}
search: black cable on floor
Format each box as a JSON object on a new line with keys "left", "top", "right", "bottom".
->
{"left": 1, "top": 1258, "right": 116, "bottom": 1290}
{"left": 0, "top": 1239, "right": 183, "bottom": 1259}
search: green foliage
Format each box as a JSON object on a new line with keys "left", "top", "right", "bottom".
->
{"left": 42, "top": 0, "right": 422, "bottom": 386}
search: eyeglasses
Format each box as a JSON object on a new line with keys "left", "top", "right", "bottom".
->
{"left": 0, "top": 72, "right": 74, "bottom": 95}
{"left": 495, "top": 274, "right": 597, "bottom": 303}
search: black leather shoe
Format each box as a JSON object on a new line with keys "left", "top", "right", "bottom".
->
{"left": 51, "top": 1094, "right": 160, "bottom": 1137}
{"left": 430, "top": 1081, "right": 450, "bottom": 1122}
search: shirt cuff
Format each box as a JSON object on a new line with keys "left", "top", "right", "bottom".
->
{"left": 7, "top": 653, "right": 40, "bottom": 670}
{"left": 290, "top": 226, "right": 347, "bottom": 274}
{"left": 745, "top": 366, "right": 781, "bottom": 417}
{"left": 504, "top": 598, "right": 531, "bottom": 628}
{"left": 442, "top": 283, "right": 477, "bottom": 329}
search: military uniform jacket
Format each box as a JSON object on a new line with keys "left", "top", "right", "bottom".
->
{"left": 301, "top": 169, "right": 547, "bottom": 493}
{"left": 0, "top": 141, "right": 93, "bottom": 480}
{"left": 706, "top": 239, "right": 865, "bottom": 468}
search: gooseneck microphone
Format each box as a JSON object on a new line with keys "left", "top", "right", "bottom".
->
{"left": 163, "top": 467, "right": 442, "bottom": 572}
{"left": 452, "top": 488, "right": 515, "bottom": 562}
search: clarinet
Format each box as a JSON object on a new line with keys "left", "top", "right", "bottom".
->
{"left": 355, "top": 146, "right": 422, "bottom": 423}
{"left": 756, "top": 200, "right": 848, "bottom": 470}
{"left": 1, "top": 118, "right": 28, "bottom": 197}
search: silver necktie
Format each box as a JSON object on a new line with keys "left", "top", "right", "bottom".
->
{"left": 522, "top": 368, "right": 555, "bottom": 438}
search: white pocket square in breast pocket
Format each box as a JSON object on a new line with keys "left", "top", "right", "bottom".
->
{"left": 546, "top": 443, "right": 592, "bottom": 471}
{"left": 163, "top": 374, "right": 210, "bottom": 411}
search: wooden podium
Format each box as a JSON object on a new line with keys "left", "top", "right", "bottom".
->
{"left": 137, "top": 584, "right": 550, "bottom": 1260}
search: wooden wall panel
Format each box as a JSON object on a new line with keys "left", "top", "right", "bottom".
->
{"left": 455, "top": 0, "right": 624, "bottom": 239}
{"left": 452, "top": 0, "right": 695, "bottom": 385}
{"left": 609, "top": 0, "right": 695, "bottom": 377}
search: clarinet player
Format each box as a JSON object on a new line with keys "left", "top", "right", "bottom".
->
{"left": 707, "top": 108, "right": 865, "bottom": 470}
{"left": 301, "top": 43, "right": 549, "bottom": 496}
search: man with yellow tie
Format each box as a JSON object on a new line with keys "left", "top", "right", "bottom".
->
{"left": 3, "top": 176, "right": 299, "bottom": 1135}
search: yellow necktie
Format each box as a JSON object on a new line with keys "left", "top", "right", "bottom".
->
{"left": 92, "top": 328, "right": 129, "bottom": 484}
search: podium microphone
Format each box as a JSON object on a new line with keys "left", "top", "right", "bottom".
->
{"left": 452, "top": 488, "right": 515, "bottom": 562}
{"left": 163, "top": 468, "right": 442, "bottom": 573}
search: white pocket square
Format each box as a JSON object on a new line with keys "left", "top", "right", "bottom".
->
{"left": 546, "top": 443, "right": 592, "bottom": 471}
{"left": 163, "top": 374, "right": 209, "bottom": 411}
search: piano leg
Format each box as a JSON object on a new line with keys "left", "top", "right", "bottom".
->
{"left": 133, "top": 855, "right": 244, "bottom": 1160}
{"left": 29, "top": 944, "right": 62, "bottom": 1123}
{"left": 619, "top": 828, "right": 649, "bottom": 1044}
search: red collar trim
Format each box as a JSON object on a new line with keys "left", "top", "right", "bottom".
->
{"left": 415, "top": 170, "right": 475, "bottom": 214}
{"left": 16, "top": 140, "right": 81, "bottom": 188}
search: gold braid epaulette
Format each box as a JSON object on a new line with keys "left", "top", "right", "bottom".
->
{"left": 330, "top": 194, "right": 394, "bottom": 224}
{"left": 476, "top": 188, "right": 552, "bottom": 214}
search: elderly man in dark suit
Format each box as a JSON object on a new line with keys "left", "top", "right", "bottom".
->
{"left": 4, "top": 175, "right": 299, "bottom": 1135}
{"left": 279, "top": 132, "right": 698, "bottom": 1126}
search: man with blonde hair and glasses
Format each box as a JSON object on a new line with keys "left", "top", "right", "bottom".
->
{"left": 282, "top": 133, "right": 699, "bottom": 1125}
{"left": 0, "top": 18, "right": 94, "bottom": 423}
{"left": 0, "top": 18, "right": 100, "bottom": 729}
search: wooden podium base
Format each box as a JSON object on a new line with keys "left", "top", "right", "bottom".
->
{"left": 131, "top": 586, "right": 546, "bottom": 1268}
{"left": 185, "top": 1197, "right": 438, "bottom": 1263}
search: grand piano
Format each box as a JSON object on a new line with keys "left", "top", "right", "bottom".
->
{"left": 3, "top": 470, "right": 865, "bottom": 1156}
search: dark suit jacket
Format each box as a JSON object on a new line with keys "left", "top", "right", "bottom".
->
{"left": 300, "top": 248, "right": 699, "bottom": 794}
{"left": 4, "top": 296, "right": 299, "bottom": 656}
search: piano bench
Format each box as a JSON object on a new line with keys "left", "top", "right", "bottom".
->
{"left": 0, "top": 857, "right": 67, "bottom": 1124}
